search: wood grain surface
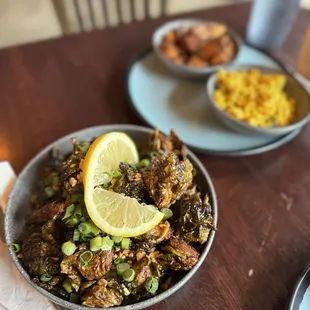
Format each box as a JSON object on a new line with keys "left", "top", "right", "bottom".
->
{"left": 1, "top": 3, "right": 310, "bottom": 310}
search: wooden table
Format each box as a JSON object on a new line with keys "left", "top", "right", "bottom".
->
{"left": 1, "top": 3, "right": 310, "bottom": 310}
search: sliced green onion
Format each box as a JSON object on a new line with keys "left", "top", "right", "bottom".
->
{"left": 101, "top": 236, "right": 114, "bottom": 251}
{"left": 128, "top": 163, "right": 137, "bottom": 170}
{"left": 160, "top": 208, "right": 173, "bottom": 220}
{"left": 63, "top": 204, "right": 75, "bottom": 220}
{"left": 44, "top": 186, "right": 55, "bottom": 198}
{"left": 88, "top": 221, "right": 100, "bottom": 235}
{"left": 112, "top": 236, "right": 123, "bottom": 244}
{"left": 106, "top": 270, "right": 116, "bottom": 278}
{"left": 102, "top": 182, "right": 111, "bottom": 188}
{"left": 114, "top": 258, "right": 125, "bottom": 265}
{"left": 10, "top": 243, "right": 21, "bottom": 254}
{"left": 138, "top": 158, "right": 150, "bottom": 168}
{"left": 78, "top": 222, "right": 92, "bottom": 235}
{"left": 116, "top": 263, "right": 130, "bottom": 276}
{"left": 145, "top": 277, "right": 159, "bottom": 294}
{"left": 80, "top": 280, "right": 96, "bottom": 290}
{"left": 69, "top": 293, "right": 80, "bottom": 304}
{"left": 121, "top": 238, "right": 130, "bottom": 250}
{"left": 80, "top": 234, "right": 93, "bottom": 242}
{"left": 123, "top": 268, "right": 136, "bottom": 282}
{"left": 61, "top": 241, "right": 77, "bottom": 256}
{"left": 70, "top": 193, "right": 84, "bottom": 204}
{"left": 52, "top": 176, "right": 59, "bottom": 187}
{"left": 149, "top": 151, "right": 159, "bottom": 158}
{"left": 73, "top": 229, "right": 80, "bottom": 242}
{"left": 63, "top": 279, "right": 73, "bottom": 293}
{"left": 82, "top": 208, "right": 91, "bottom": 222}
{"left": 79, "top": 250, "right": 93, "bottom": 267}
{"left": 40, "top": 274, "right": 52, "bottom": 282}
{"left": 90, "top": 236, "right": 102, "bottom": 251}
{"left": 74, "top": 204, "right": 82, "bottom": 218}
{"left": 107, "top": 169, "right": 122, "bottom": 179}
{"left": 65, "top": 217, "right": 80, "bottom": 227}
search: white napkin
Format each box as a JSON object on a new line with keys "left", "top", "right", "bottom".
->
{"left": 0, "top": 161, "right": 56, "bottom": 310}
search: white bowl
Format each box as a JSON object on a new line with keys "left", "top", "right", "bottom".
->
{"left": 152, "top": 18, "right": 242, "bottom": 79}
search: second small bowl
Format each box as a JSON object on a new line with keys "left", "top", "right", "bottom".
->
{"left": 152, "top": 18, "right": 242, "bottom": 79}
{"left": 206, "top": 66, "right": 310, "bottom": 137}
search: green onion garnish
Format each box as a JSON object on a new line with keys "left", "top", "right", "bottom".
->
{"left": 52, "top": 176, "right": 59, "bottom": 187}
{"left": 73, "top": 229, "right": 80, "bottom": 242}
{"left": 145, "top": 277, "right": 159, "bottom": 294}
{"left": 108, "top": 170, "right": 122, "bottom": 179}
{"left": 9, "top": 243, "right": 21, "bottom": 254}
{"left": 63, "top": 279, "right": 73, "bottom": 293}
{"left": 79, "top": 250, "right": 93, "bottom": 267}
{"left": 80, "top": 280, "right": 96, "bottom": 290}
{"left": 78, "top": 222, "right": 92, "bottom": 235}
{"left": 121, "top": 238, "right": 130, "bottom": 250}
{"left": 82, "top": 208, "right": 91, "bottom": 222}
{"left": 88, "top": 221, "right": 100, "bottom": 235}
{"left": 149, "top": 151, "right": 159, "bottom": 158}
{"left": 63, "top": 204, "right": 75, "bottom": 220}
{"left": 40, "top": 274, "right": 52, "bottom": 282}
{"left": 123, "top": 268, "right": 136, "bottom": 282}
{"left": 114, "top": 257, "right": 125, "bottom": 265}
{"left": 102, "top": 182, "right": 111, "bottom": 188}
{"left": 61, "top": 241, "right": 77, "bottom": 256}
{"left": 101, "top": 236, "right": 114, "bottom": 251}
{"left": 138, "top": 158, "right": 150, "bottom": 168}
{"left": 116, "top": 263, "right": 130, "bottom": 276}
{"left": 65, "top": 217, "right": 80, "bottom": 227}
{"left": 74, "top": 204, "right": 82, "bottom": 218}
{"left": 90, "top": 236, "right": 102, "bottom": 251}
{"left": 160, "top": 208, "right": 173, "bottom": 220}
{"left": 70, "top": 193, "right": 84, "bottom": 204}
{"left": 69, "top": 293, "right": 80, "bottom": 304}
{"left": 44, "top": 186, "right": 55, "bottom": 198}
{"left": 80, "top": 233, "right": 93, "bottom": 242}
{"left": 112, "top": 236, "right": 123, "bottom": 244}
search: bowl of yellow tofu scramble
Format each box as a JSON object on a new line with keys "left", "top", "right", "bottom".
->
{"left": 206, "top": 66, "right": 310, "bottom": 136}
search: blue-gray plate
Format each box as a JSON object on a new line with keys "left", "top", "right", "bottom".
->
{"left": 127, "top": 45, "right": 301, "bottom": 156}
{"left": 287, "top": 264, "right": 310, "bottom": 310}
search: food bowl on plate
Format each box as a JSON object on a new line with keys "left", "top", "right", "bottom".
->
{"left": 206, "top": 66, "right": 310, "bottom": 137}
{"left": 5, "top": 124, "right": 217, "bottom": 310}
{"left": 152, "top": 18, "right": 242, "bottom": 79}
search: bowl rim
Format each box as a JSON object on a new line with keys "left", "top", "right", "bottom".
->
{"left": 206, "top": 65, "right": 310, "bottom": 135}
{"left": 152, "top": 18, "right": 243, "bottom": 74}
{"left": 4, "top": 124, "right": 218, "bottom": 310}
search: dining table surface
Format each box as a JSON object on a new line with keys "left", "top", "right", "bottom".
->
{"left": 1, "top": 2, "right": 310, "bottom": 310}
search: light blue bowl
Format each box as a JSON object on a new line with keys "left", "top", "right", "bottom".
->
{"left": 206, "top": 66, "right": 310, "bottom": 137}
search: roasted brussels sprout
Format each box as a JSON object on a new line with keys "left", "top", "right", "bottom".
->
{"left": 142, "top": 153, "right": 193, "bottom": 208}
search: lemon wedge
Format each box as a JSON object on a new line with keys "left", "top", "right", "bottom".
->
{"left": 83, "top": 132, "right": 164, "bottom": 237}
{"left": 83, "top": 132, "right": 139, "bottom": 187}
{"left": 85, "top": 188, "right": 164, "bottom": 237}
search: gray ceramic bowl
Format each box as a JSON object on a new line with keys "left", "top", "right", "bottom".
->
{"left": 5, "top": 124, "right": 218, "bottom": 310}
{"left": 206, "top": 66, "right": 310, "bottom": 137}
{"left": 152, "top": 18, "right": 242, "bottom": 79}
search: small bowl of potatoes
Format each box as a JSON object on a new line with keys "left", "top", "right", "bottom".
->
{"left": 152, "top": 19, "right": 242, "bottom": 79}
{"left": 206, "top": 66, "right": 310, "bottom": 137}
